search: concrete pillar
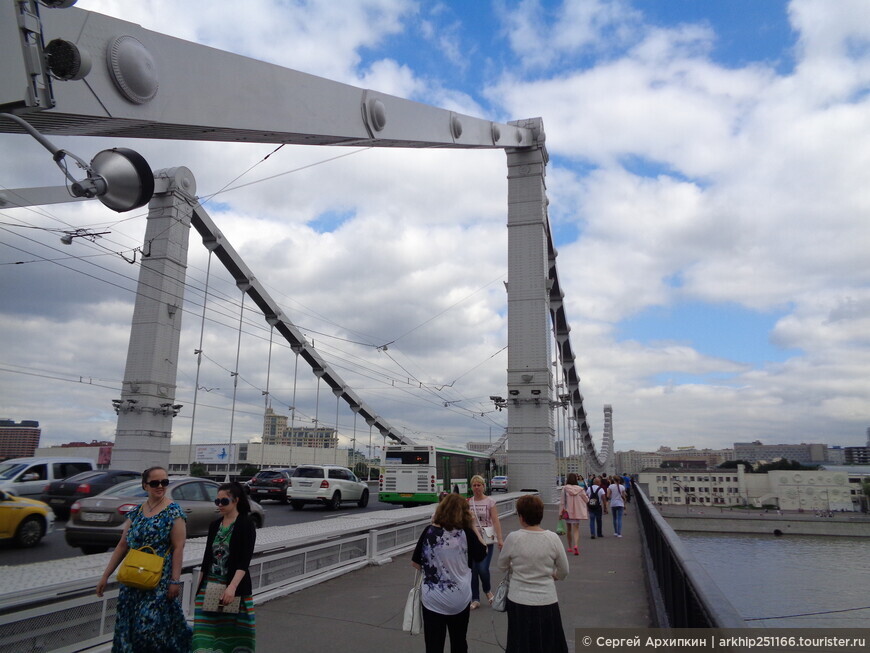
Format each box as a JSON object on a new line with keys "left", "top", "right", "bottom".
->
{"left": 111, "top": 168, "right": 196, "bottom": 471}
{"left": 505, "top": 122, "right": 556, "bottom": 501}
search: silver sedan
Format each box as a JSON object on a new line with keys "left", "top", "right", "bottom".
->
{"left": 64, "top": 477, "right": 264, "bottom": 554}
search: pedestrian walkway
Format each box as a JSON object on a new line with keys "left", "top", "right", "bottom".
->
{"left": 257, "top": 505, "right": 651, "bottom": 651}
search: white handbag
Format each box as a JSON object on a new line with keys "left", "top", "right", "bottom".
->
{"left": 471, "top": 499, "right": 496, "bottom": 545}
{"left": 492, "top": 571, "right": 511, "bottom": 612}
{"left": 402, "top": 570, "right": 423, "bottom": 635}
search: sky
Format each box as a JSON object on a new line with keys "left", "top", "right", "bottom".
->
{"left": 1, "top": 0, "right": 869, "bottom": 459}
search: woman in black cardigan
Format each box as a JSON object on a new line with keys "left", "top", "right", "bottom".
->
{"left": 192, "top": 482, "right": 257, "bottom": 652}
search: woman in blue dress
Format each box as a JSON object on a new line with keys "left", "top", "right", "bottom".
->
{"left": 96, "top": 466, "right": 192, "bottom": 652}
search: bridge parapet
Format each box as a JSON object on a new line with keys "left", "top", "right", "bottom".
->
{"left": 0, "top": 494, "right": 520, "bottom": 653}
{"left": 634, "top": 484, "right": 746, "bottom": 628}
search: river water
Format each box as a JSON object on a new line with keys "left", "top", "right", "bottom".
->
{"left": 680, "top": 532, "right": 870, "bottom": 628}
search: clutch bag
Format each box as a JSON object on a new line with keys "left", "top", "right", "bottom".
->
{"left": 202, "top": 582, "right": 241, "bottom": 614}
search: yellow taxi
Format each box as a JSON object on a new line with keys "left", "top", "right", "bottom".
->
{"left": 0, "top": 488, "right": 55, "bottom": 547}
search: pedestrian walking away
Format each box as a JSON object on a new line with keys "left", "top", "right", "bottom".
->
{"left": 607, "top": 476, "right": 627, "bottom": 537}
{"left": 558, "top": 473, "right": 588, "bottom": 555}
{"left": 411, "top": 493, "right": 487, "bottom": 653}
{"left": 497, "top": 495, "right": 570, "bottom": 653}
{"left": 586, "top": 477, "right": 606, "bottom": 539}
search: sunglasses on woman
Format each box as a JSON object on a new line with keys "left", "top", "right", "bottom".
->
{"left": 214, "top": 497, "right": 233, "bottom": 506}
{"left": 146, "top": 479, "right": 170, "bottom": 488}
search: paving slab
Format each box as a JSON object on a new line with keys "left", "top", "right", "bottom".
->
{"left": 257, "top": 506, "right": 650, "bottom": 652}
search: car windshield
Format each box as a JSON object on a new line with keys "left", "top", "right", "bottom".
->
{"left": 293, "top": 467, "right": 324, "bottom": 478}
{"left": 256, "top": 471, "right": 284, "bottom": 480}
{"left": 0, "top": 463, "right": 25, "bottom": 480}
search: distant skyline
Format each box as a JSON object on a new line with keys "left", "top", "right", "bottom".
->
{"left": 1, "top": 0, "right": 869, "bottom": 455}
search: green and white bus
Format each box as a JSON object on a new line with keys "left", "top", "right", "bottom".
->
{"left": 378, "top": 444, "right": 492, "bottom": 506}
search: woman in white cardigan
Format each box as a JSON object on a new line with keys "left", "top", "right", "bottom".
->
{"left": 497, "top": 495, "right": 570, "bottom": 653}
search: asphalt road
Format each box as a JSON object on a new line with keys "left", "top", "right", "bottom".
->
{"left": 0, "top": 493, "right": 402, "bottom": 566}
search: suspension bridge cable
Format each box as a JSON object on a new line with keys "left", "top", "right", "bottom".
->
{"left": 198, "top": 147, "right": 373, "bottom": 200}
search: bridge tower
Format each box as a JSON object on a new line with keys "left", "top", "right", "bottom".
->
{"left": 505, "top": 121, "right": 557, "bottom": 499}
{"left": 110, "top": 168, "right": 196, "bottom": 471}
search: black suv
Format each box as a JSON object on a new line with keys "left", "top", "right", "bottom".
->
{"left": 248, "top": 469, "right": 294, "bottom": 503}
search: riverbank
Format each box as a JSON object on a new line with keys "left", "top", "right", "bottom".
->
{"left": 655, "top": 505, "right": 870, "bottom": 537}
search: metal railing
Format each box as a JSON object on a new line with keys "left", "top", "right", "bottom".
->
{"left": 0, "top": 494, "right": 518, "bottom": 653}
{"left": 633, "top": 484, "right": 746, "bottom": 628}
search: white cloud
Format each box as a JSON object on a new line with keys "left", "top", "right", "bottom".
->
{"left": 78, "top": 0, "right": 414, "bottom": 84}
{"left": 2, "top": 0, "right": 869, "bottom": 459}
{"left": 498, "top": 0, "right": 641, "bottom": 70}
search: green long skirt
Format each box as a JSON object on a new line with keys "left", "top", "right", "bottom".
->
{"left": 192, "top": 575, "right": 256, "bottom": 653}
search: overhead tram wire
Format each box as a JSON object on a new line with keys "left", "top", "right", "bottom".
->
{"left": 0, "top": 365, "right": 120, "bottom": 391}
{"left": 376, "top": 271, "right": 506, "bottom": 351}
{"left": 2, "top": 227, "right": 501, "bottom": 434}
{"left": 4, "top": 145, "right": 495, "bottom": 388}
{"left": 4, "top": 146, "right": 504, "bottom": 439}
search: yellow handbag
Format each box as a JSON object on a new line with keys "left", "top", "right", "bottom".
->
{"left": 117, "top": 546, "right": 164, "bottom": 590}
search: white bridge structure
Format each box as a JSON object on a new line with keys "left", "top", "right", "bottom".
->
{"left": 1, "top": 1, "right": 614, "bottom": 498}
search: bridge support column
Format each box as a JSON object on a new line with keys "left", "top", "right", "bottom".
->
{"left": 111, "top": 168, "right": 196, "bottom": 471}
{"left": 505, "top": 122, "right": 556, "bottom": 501}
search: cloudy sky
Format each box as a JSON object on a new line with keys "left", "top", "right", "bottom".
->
{"left": 1, "top": 0, "right": 869, "bottom": 460}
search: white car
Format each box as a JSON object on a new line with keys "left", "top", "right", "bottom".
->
{"left": 491, "top": 476, "right": 508, "bottom": 492}
{"left": 286, "top": 464, "right": 369, "bottom": 510}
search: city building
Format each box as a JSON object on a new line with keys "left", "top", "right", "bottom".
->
{"left": 638, "top": 467, "right": 869, "bottom": 512}
{"left": 262, "top": 409, "right": 338, "bottom": 448}
{"left": 168, "top": 442, "right": 349, "bottom": 476}
{"left": 844, "top": 446, "right": 870, "bottom": 465}
{"left": 826, "top": 446, "right": 846, "bottom": 464}
{"left": 263, "top": 407, "right": 287, "bottom": 442}
{"left": 616, "top": 450, "right": 664, "bottom": 476}
{"left": 615, "top": 447, "right": 733, "bottom": 476}
{"left": 0, "top": 419, "right": 41, "bottom": 459}
{"left": 733, "top": 440, "right": 828, "bottom": 464}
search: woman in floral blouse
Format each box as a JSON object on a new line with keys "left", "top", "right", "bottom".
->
{"left": 411, "top": 493, "right": 487, "bottom": 653}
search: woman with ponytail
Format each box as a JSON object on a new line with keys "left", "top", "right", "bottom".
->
{"left": 192, "top": 481, "right": 257, "bottom": 652}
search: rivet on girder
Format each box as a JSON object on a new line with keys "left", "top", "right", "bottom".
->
{"left": 368, "top": 99, "right": 387, "bottom": 131}
{"left": 107, "top": 35, "right": 158, "bottom": 104}
{"left": 450, "top": 115, "right": 463, "bottom": 139}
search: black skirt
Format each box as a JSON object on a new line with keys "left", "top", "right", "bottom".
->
{"left": 505, "top": 598, "right": 569, "bottom": 653}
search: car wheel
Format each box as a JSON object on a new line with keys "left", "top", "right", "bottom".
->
{"left": 328, "top": 491, "right": 341, "bottom": 511}
{"left": 14, "top": 516, "right": 45, "bottom": 547}
{"left": 279, "top": 494, "right": 288, "bottom": 505}
{"left": 357, "top": 489, "right": 369, "bottom": 508}
{"left": 81, "top": 545, "right": 110, "bottom": 555}
{"left": 291, "top": 500, "right": 305, "bottom": 510}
